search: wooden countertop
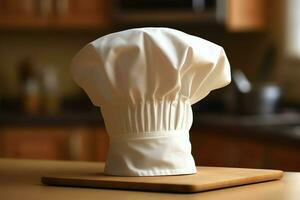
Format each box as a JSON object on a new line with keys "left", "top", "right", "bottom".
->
{"left": 0, "top": 159, "right": 299, "bottom": 200}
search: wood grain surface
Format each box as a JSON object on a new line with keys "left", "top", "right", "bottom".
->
{"left": 42, "top": 167, "right": 283, "bottom": 193}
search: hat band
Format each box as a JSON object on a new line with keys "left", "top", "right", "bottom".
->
{"left": 104, "top": 130, "right": 196, "bottom": 176}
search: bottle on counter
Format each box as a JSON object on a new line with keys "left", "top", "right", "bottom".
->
{"left": 41, "top": 66, "right": 60, "bottom": 115}
{"left": 18, "top": 58, "right": 41, "bottom": 115}
{"left": 24, "top": 78, "right": 41, "bottom": 115}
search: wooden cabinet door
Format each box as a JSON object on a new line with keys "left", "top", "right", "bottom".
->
{"left": 190, "top": 129, "right": 265, "bottom": 168}
{"left": 226, "top": 0, "right": 266, "bottom": 31}
{"left": 0, "top": 0, "right": 109, "bottom": 28}
{"left": 69, "top": 127, "right": 109, "bottom": 162}
{"left": 0, "top": 126, "right": 110, "bottom": 161}
{"left": 265, "top": 145, "right": 300, "bottom": 171}
{"left": 54, "top": 0, "right": 109, "bottom": 28}
{"left": 191, "top": 130, "right": 240, "bottom": 167}
{"left": 0, "top": 127, "right": 71, "bottom": 160}
{"left": 94, "top": 127, "right": 109, "bottom": 162}
{"left": 0, "top": 0, "right": 48, "bottom": 28}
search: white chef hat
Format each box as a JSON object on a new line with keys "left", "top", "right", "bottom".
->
{"left": 71, "top": 28, "right": 231, "bottom": 176}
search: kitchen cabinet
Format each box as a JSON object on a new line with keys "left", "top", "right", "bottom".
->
{"left": 54, "top": 0, "right": 109, "bottom": 28}
{"left": 190, "top": 128, "right": 300, "bottom": 171}
{"left": 190, "top": 130, "right": 265, "bottom": 168}
{"left": 112, "top": 0, "right": 267, "bottom": 32}
{"left": 267, "top": 145, "right": 300, "bottom": 171}
{"left": 0, "top": 127, "right": 71, "bottom": 160}
{"left": 0, "top": 0, "right": 48, "bottom": 28}
{"left": 0, "top": 0, "right": 110, "bottom": 29}
{"left": 0, "top": 126, "right": 109, "bottom": 161}
{"left": 69, "top": 127, "right": 109, "bottom": 161}
{"left": 226, "top": 0, "right": 266, "bottom": 31}
{"left": 0, "top": 0, "right": 266, "bottom": 31}
{"left": 1, "top": 123, "right": 300, "bottom": 171}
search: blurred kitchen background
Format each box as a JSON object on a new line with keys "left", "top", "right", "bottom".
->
{"left": 0, "top": 0, "right": 300, "bottom": 171}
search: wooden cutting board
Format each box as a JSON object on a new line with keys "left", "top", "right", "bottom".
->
{"left": 41, "top": 167, "right": 283, "bottom": 193}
